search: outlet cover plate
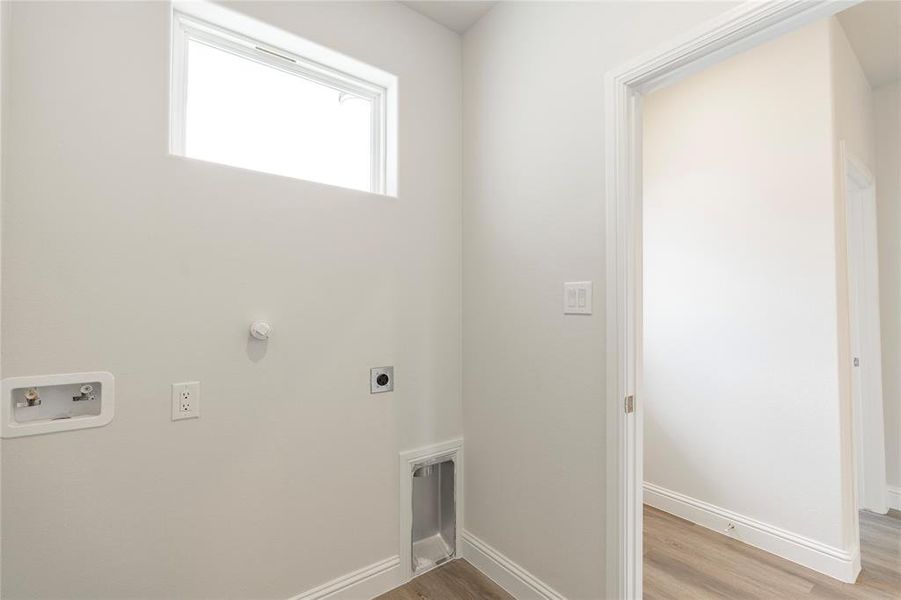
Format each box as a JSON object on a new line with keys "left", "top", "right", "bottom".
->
{"left": 370, "top": 367, "right": 394, "bottom": 394}
{"left": 171, "top": 381, "right": 200, "bottom": 420}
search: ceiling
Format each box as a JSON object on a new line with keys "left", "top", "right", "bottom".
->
{"left": 401, "top": 1, "right": 497, "bottom": 34}
{"left": 401, "top": 1, "right": 898, "bottom": 80}
{"left": 837, "top": 0, "right": 900, "bottom": 87}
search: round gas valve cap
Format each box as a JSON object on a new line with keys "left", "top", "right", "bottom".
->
{"left": 249, "top": 320, "right": 272, "bottom": 340}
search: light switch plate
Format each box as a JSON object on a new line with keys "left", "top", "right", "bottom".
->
{"left": 564, "top": 281, "right": 592, "bottom": 315}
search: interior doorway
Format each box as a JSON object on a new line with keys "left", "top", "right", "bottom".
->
{"left": 604, "top": 2, "right": 900, "bottom": 598}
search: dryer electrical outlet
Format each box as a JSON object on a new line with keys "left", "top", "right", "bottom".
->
{"left": 171, "top": 381, "right": 200, "bottom": 420}
{"left": 370, "top": 367, "right": 394, "bottom": 393}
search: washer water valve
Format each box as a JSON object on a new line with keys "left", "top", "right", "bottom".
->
{"left": 72, "top": 384, "right": 96, "bottom": 402}
{"left": 17, "top": 388, "right": 41, "bottom": 408}
{"left": 2, "top": 372, "right": 115, "bottom": 438}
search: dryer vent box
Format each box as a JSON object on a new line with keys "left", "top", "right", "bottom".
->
{"left": 411, "top": 458, "right": 456, "bottom": 575}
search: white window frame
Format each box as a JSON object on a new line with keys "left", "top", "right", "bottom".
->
{"left": 169, "top": 2, "right": 397, "bottom": 196}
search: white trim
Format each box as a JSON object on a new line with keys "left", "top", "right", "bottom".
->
{"left": 644, "top": 483, "right": 861, "bottom": 583}
{"left": 169, "top": 1, "right": 398, "bottom": 196}
{"left": 843, "top": 142, "right": 889, "bottom": 515}
{"left": 844, "top": 150, "right": 875, "bottom": 189}
{"left": 461, "top": 531, "right": 566, "bottom": 600}
{"left": 286, "top": 556, "right": 401, "bottom": 600}
{"left": 398, "top": 439, "right": 463, "bottom": 583}
{"left": 0, "top": 1, "right": 6, "bottom": 591}
{"left": 888, "top": 486, "right": 901, "bottom": 511}
{"left": 605, "top": 2, "right": 862, "bottom": 597}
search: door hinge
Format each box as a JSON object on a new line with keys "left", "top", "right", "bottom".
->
{"left": 625, "top": 395, "right": 634, "bottom": 414}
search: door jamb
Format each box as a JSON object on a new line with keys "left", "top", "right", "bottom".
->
{"left": 842, "top": 142, "right": 889, "bottom": 516}
{"left": 604, "top": 2, "right": 862, "bottom": 598}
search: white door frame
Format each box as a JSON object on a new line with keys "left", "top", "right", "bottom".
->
{"left": 604, "top": 2, "right": 862, "bottom": 598}
{"left": 843, "top": 143, "right": 889, "bottom": 515}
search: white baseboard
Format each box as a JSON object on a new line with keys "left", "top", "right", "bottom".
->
{"left": 644, "top": 482, "right": 860, "bottom": 583}
{"left": 461, "top": 530, "right": 566, "bottom": 600}
{"left": 288, "top": 556, "right": 401, "bottom": 600}
{"left": 888, "top": 486, "right": 901, "bottom": 511}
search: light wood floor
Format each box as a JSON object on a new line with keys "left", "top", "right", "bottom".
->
{"left": 376, "top": 559, "right": 513, "bottom": 600}
{"left": 377, "top": 508, "right": 899, "bottom": 599}
{"left": 645, "top": 504, "right": 901, "bottom": 599}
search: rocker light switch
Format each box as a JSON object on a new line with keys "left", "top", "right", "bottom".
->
{"left": 564, "top": 281, "right": 592, "bottom": 315}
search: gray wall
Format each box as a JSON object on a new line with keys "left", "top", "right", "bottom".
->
{"left": 875, "top": 82, "right": 901, "bottom": 493}
{"left": 0, "top": 2, "right": 461, "bottom": 598}
{"left": 461, "top": 3, "right": 734, "bottom": 597}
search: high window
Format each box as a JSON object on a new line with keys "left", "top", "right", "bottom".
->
{"left": 170, "top": 5, "right": 396, "bottom": 194}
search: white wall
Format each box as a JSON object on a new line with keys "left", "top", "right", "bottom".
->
{"left": 461, "top": 3, "right": 736, "bottom": 598}
{"left": 830, "top": 17, "right": 877, "bottom": 531}
{"left": 0, "top": 3, "right": 6, "bottom": 593}
{"left": 875, "top": 82, "right": 901, "bottom": 492}
{"left": 643, "top": 19, "right": 865, "bottom": 551}
{"left": 0, "top": 2, "right": 461, "bottom": 598}
{"left": 832, "top": 20, "right": 877, "bottom": 169}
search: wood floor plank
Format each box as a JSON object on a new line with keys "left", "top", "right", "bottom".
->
{"left": 376, "top": 559, "right": 514, "bottom": 600}
{"left": 645, "top": 505, "right": 901, "bottom": 599}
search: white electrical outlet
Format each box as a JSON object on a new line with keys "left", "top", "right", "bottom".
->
{"left": 171, "top": 381, "right": 200, "bottom": 421}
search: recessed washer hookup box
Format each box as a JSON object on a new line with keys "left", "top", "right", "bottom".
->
{"left": 1, "top": 372, "right": 115, "bottom": 438}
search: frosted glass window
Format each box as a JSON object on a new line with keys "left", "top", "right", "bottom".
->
{"left": 171, "top": 12, "right": 389, "bottom": 194}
